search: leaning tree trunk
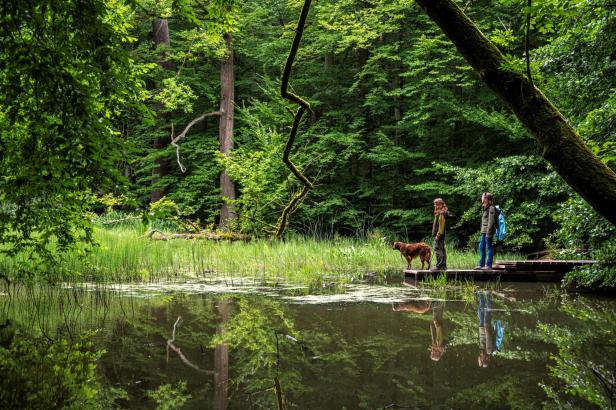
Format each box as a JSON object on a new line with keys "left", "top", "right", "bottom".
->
{"left": 415, "top": 0, "right": 616, "bottom": 226}
{"left": 218, "top": 33, "right": 237, "bottom": 227}
{"left": 150, "top": 18, "right": 172, "bottom": 203}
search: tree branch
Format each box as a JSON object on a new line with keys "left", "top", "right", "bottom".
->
{"left": 275, "top": 0, "right": 314, "bottom": 239}
{"left": 525, "top": 0, "right": 533, "bottom": 85}
{"left": 166, "top": 316, "right": 215, "bottom": 375}
{"left": 170, "top": 111, "right": 222, "bottom": 173}
{"left": 415, "top": 0, "right": 616, "bottom": 226}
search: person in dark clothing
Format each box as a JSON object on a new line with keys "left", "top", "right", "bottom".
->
{"left": 476, "top": 192, "right": 496, "bottom": 269}
{"left": 432, "top": 198, "right": 447, "bottom": 271}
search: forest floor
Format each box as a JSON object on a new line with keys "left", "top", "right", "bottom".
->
{"left": 0, "top": 226, "right": 523, "bottom": 284}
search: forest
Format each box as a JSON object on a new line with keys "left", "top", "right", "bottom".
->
{"left": 0, "top": 0, "right": 616, "bottom": 409}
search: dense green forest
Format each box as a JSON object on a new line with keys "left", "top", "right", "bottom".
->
{"left": 2, "top": 2, "right": 616, "bottom": 408}
{"left": 1, "top": 0, "right": 615, "bottom": 278}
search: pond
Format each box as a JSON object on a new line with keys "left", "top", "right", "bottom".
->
{"left": 0, "top": 279, "right": 614, "bottom": 409}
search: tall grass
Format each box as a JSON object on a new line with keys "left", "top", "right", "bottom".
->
{"left": 0, "top": 226, "right": 523, "bottom": 284}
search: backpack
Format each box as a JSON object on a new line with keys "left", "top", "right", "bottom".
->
{"left": 494, "top": 205, "right": 507, "bottom": 241}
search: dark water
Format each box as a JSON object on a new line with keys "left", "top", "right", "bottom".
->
{"left": 1, "top": 280, "right": 615, "bottom": 409}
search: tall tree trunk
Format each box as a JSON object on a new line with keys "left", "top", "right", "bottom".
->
{"left": 415, "top": 0, "right": 616, "bottom": 226}
{"left": 218, "top": 33, "right": 236, "bottom": 226}
{"left": 214, "top": 299, "right": 230, "bottom": 410}
{"left": 150, "top": 18, "right": 171, "bottom": 203}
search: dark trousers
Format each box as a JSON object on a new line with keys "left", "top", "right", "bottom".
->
{"left": 434, "top": 237, "right": 447, "bottom": 270}
{"left": 477, "top": 291, "right": 493, "bottom": 326}
{"left": 479, "top": 233, "right": 494, "bottom": 267}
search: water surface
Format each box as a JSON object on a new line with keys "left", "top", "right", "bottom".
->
{"left": 1, "top": 280, "right": 614, "bottom": 409}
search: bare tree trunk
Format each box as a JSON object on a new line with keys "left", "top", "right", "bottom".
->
{"left": 150, "top": 18, "right": 171, "bottom": 203}
{"left": 214, "top": 299, "right": 230, "bottom": 410}
{"left": 415, "top": 0, "right": 616, "bottom": 226}
{"left": 218, "top": 33, "right": 237, "bottom": 227}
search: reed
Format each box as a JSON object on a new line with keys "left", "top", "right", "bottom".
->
{"left": 0, "top": 226, "right": 523, "bottom": 285}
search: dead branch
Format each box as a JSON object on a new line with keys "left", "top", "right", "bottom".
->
{"left": 145, "top": 229, "right": 250, "bottom": 241}
{"left": 275, "top": 0, "right": 314, "bottom": 239}
{"left": 171, "top": 110, "right": 222, "bottom": 173}
{"left": 101, "top": 216, "right": 142, "bottom": 225}
{"left": 166, "top": 316, "right": 215, "bottom": 375}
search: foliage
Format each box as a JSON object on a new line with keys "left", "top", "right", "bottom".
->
{"left": 147, "top": 381, "right": 192, "bottom": 410}
{"left": 539, "top": 296, "right": 616, "bottom": 409}
{"left": 0, "top": 331, "right": 123, "bottom": 409}
{"left": 439, "top": 155, "right": 567, "bottom": 249}
{"left": 550, "top": 196, "right": 616, "bottom": 251}
{"left": 0, "top": 0, "right": 147, "bottom": 259}
{"left": 564, "top": 239, "right": 616, "bottom": 290}
{"left": 1, "top": 0, "right": 615, "bottom": 286}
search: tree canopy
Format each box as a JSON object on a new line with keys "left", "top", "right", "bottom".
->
{"left": 1, "top": 0, "right": 615, "bottom": 257}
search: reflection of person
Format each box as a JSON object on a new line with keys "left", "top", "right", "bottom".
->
{"left": 392, "top": 300, "right": 447, "bottom": 361}
{"left": 432, "top": 198, "right": 448, "bottom": 271}
{"left": 477, "top": 193, "right": 496, "bottom": 269}
{"left": 430, "top": 301, "right": 446, "bottom": 361}
{"left": 477, "top": 291, "right": 503, "bottom": 368}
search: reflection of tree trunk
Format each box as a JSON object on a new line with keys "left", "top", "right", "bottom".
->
{"left": 416, "top": 0, "right": 616, "bottom": 226}
{"left": 214, "top": 299, "right": 230, "bottom": 410}
{"left": 151, "top": 18, "right": 171, "bottom": 203}
{"left": 218, "top": 33, "right": 236, "bottom": 227}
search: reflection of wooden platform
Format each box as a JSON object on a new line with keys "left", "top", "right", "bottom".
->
{"left": 404, "top": 260, "right": 596, "bottom": 282}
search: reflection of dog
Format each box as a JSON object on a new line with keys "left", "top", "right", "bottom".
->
{"left": 393, "top": 242, "right": 432, "bottom": 269}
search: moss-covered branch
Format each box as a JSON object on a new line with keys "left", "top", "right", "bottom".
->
{"left": 275, "top": 0, "right": 314, "bottom": 238}
{"left": 415, "top": 0, "right": 616, "bottom": 226}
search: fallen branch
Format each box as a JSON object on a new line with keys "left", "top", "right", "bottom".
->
{"left": 145, "top": 229, "right": 169, "bottom": 240}
{"left": 101, "top": 216, "right": 142, "bottom": 225}
{"left": 145, "top": 229, "right": 250, "bottom": 241}
{"left": 171, "top": 110, "right": 222, "bottom": 173}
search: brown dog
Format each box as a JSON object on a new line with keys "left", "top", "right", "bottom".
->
{"left": 393, "top": 241, "right": 432, "bottom": 270}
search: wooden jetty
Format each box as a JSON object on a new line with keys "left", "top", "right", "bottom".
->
{"left": 404, "top": 259, "right": 596, "bottom": 282}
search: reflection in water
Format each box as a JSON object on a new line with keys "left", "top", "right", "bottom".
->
{"left": 0, "top": 282, "right": 614, "bottom": 409}
{"left": 392, "top": 300, "right": 447, "bottom": 361}
{"left": 477, "top": 290, "right": 504, "bottom": 368}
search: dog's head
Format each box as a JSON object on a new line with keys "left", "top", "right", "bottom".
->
{"left": 392, "top": 241, "right": 402, "bottom": 250}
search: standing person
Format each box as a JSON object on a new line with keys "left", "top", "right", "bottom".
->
{"left": 476, "top": 192, "right": 496, "bottom": 269}
{"left": 432, "top": 198, "right": 447, "bottom": 271}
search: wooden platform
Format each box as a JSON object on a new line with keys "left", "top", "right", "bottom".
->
{"left": 404, "top": 260, "right": 596, "bottom": 282}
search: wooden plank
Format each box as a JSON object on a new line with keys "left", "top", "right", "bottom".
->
{"left": 495, "top": 260, "right": 596, "bottom": 265}
{"left": 404, "top": 269, "right": 564, "bottom": 282}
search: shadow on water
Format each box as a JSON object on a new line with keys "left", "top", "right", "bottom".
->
{"left": 0, "top": 279, "right": 615, "bottom": 409}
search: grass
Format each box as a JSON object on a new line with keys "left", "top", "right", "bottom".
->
{"left": 0, "top": 225, "right": 523, "bottom": 284}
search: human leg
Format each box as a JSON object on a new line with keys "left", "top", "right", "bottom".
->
{"left": 478, "top": 233, "right": 487, "bottom": 267}
{"left": 486, "top": 236, "right": 494, "bottom": 267}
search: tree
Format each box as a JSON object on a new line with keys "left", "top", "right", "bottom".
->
{"left": 151, "top": 16, "right": 172, "bottom": 203}
{"left": 218, "top": 32, "right": 237, "bottom": 226}
{"left": 415, "top": 0, "right": 616, "bottom": 226}
{"left": 0, "top": 0, "right": 145, "bottom": 258}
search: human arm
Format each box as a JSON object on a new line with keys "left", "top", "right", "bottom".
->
{"left": 436, "top": 213, "right": 446, "bottom": 239}
{"left": 486, "top": 206, "right": 495, "bottom": 237}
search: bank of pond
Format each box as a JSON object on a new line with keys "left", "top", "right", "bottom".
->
{"left": 0, "top": 279, "right": 614, "bottom": 409}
